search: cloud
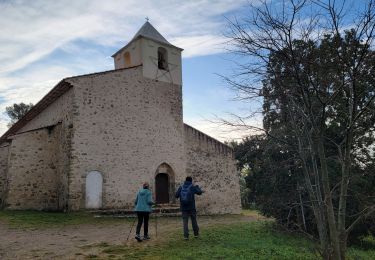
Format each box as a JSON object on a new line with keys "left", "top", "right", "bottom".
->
{"left": 184, "top": 117, "right": 262, "bottom": 143}
{"left": 0, "top": 64, "right": 77, "bottom": 135}
{"left": 173, "top": 35, "right": 228, "bottom": 58}
{"left": 0, "top": 0, "right": 255, "bottom": 136}
{"left": 0, "top": 0, "right": 248, "bottom": 75}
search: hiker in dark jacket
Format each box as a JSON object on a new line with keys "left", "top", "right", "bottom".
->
{"left": 175, "top": 176, "right": 203, "bottom": 239}
{"left": 134, "top": 182, "right": 154, "bottom": 242}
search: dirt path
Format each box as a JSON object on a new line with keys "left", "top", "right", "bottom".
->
{"left": 0, "top": 214, "right": 258, "bottom": 259}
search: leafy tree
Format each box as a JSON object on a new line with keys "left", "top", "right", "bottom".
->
{"left": 5, "top": 102, "right": 34, "bottom": 127}
{"left": 225, "top": 1, "right": 375, "bottom": 259}
{"left": 234, "top": 134, "right": 375, "bottom": 243}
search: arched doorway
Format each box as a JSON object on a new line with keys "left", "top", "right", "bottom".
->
{"left": 155, "top": 163, "right": 175, "bottom": 204}
{"left": 155, "top": 173, "right": 169, "bottom": 204}
{"left": 85, "top": 171, "right": 103, "bottom": 209}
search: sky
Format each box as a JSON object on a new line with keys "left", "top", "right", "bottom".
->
{"left": 0, "top": 0, "right": 360, "bottom": 142}
{"left": 0, "top": 0, "right": 265, "bottom": 142}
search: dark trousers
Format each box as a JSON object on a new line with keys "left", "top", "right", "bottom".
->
{"left": 182, "top": 210, "right": 199, "bottom": 238}
{"left": 136, "top": 212, "right": 150, "bottom": 236}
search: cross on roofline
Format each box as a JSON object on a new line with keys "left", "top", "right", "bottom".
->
{"left": 145, "top": 17, "right": 149, "bottom": 22}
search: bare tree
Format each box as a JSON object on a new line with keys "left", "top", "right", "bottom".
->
{"left": 224, "top": 0, "right": 375, "bottom": 259}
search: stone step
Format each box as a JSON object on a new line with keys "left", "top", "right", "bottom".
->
{"left": 153, "top": 203, "right": 180, "bottom": 208}
{"left": 93, "top": 212, "right": 181, "bottom": 218}
{"left": 90, "top": 205, "right": 181, "bottom": 218}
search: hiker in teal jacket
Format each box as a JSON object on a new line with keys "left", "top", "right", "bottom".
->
{"left": 134, "top": 182, "right": 154, "bottom": 241}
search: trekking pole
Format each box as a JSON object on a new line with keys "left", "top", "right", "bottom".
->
{"left": 153, "top": 203, "right": 158, "bottom": 238}
{"left": 155, "top": 211, "right": 158, "bottom": 238}
{"left": 126, "top": 215, "right": 137, "bottom": 241}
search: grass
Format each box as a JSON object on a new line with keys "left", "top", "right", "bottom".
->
{"left": 242, "top": 209, "right": 269, "bottom": 219}
{"left": 91, "top": 222, "right": 318, "bottom": 259}
{"left": 1, "top": 210, "right": 374, "bottom": 259}
{"left": 85, "top": 221, "right": 374, "bottom": 260}
{"left": 0, "top": 210, "right": 129, "bottom": 229}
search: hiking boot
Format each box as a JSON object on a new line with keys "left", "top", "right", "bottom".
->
{"left": 184, "top": 236, "right": 189, "bottom": 240}
{"left": 143, "top": 235, "right": 150, "bottom": 240}
{"left": 194, "top": 235, "right": 199, "bottom": 239}
{"left": 135, "top": 234, "right": 142, "bottom": 242}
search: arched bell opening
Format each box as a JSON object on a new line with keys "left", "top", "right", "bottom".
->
{"left": 157, "top": 47, "right": 168, "bottom": 70}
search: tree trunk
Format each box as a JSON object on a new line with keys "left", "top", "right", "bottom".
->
{"left": 337, "top": 130, "right": 353, "bottom": 259}
{"left": 317, "top": 137, "right": 342, "bottom": 260}
{"left": 298, "top": 137, "right": 331, "bottom": 259}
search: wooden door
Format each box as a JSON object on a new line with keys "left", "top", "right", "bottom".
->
{"left": 155, "top": 173, "right": 169, "bottom": 204}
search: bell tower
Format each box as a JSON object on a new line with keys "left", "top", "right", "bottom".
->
{"left": 112, "top": 21, "right": 183, "bottom": 86}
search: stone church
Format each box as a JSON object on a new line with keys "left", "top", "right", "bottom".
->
{"left": 0, "top": 22, "right": 241, "bottom": 214}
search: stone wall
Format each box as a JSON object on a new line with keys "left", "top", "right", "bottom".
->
{"left": 66, "top": 66, "right": 185, "bottom": 210}
{"left": 0, "top": 143, "right": 10, "bottom": 208}
{"left": 18, "top": 88, "right": 73, "bottom": 133}
{"left": 184, "top": 124, "right": 241, "bottom": 214}
{"left": 56, "top": 123, "right": 73, "bottom": 211}
{"left": 2, "top": 87, "right": 74, "bottom": 211}
{"left": 6, "top": 126, "right": 62, "bottom": 210}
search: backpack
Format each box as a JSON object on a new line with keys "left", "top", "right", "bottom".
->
{"left": 180, "top": 184, "right": 193, "bottom": 205}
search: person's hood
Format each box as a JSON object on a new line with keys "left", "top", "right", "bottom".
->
{"left": 138, "top": 188, "right": 149, "bottom": 196}
{"left": 183, "top": 181, "right": 192, "bottom": 188}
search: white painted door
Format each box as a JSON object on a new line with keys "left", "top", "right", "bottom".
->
{"left": 85, "top": 171, "right": 103, "bottom": 209}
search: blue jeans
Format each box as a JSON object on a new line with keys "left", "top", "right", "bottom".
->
{"left": 182, "top": 210, "right": 199, "bottom": 238}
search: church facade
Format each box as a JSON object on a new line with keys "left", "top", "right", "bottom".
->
{"left": 0, "top": 22, "right": 241, "bottom": 214}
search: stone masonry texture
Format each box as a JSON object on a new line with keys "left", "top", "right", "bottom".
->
{"left": 66, "top": 67, "right": 185, "bottom": 210}
{"left": 0, "top": 144, "right": 9, "bottom": 207}
{"left": 184, "top": 124, "right": 241, "bottom": 214}
{"left": 0, "top": 66, "right": 241, "bottom": 214}
{"left": 6, "top": 126, "right": 61, "bottom": 210}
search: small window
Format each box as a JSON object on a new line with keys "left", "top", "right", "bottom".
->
{"left": 124, "top": 52, "right": 131, "bottom": 66}
{"left": 157, "top": 47, "right": 168, "bottom": 70}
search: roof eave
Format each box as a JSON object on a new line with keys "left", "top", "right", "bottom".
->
{"left": 0, "top": 80, "right": 74, "bottom": 144}
{"left": 111, "top": 36, "right": 183, "bottom": 57}
{"left": 0, "top": 66, "right": 144, "bottom": 145}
